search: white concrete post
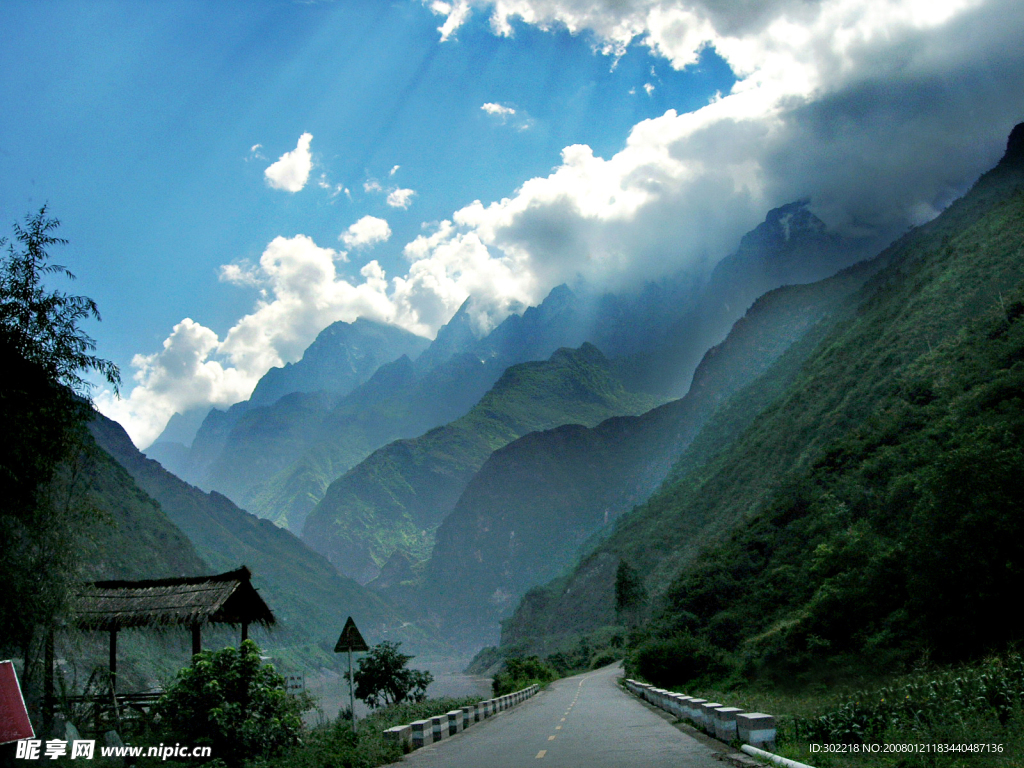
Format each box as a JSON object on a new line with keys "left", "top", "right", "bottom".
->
{"left": 410, "top": 719, "right": 433, "bottom": 748}
{"left": 430, "top": 714, "right": 447, "bottom": 741}
{"left": 714, "top": 707, "right": 743, "bottom": 742}
{"left": 737, "top": 713, "right": 777, "bottom": 749}
{"left": 384, "top": 724, "right": 412, "bottom": 750}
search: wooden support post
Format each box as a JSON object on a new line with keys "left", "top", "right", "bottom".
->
{"left": 44, "top": 628, "right": 55, "bottom": 729}
{"left": 241, "top": 620, "right": 249, "bottom": 644}
{"left": 109, "top": 627, "right": 118, "bottom": 695}
{"left": 192, "top": 622, "right": 201, "bottom": 658}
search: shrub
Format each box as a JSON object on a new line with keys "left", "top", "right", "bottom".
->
{"left": 492, "top": 656, "right": 556, "bottom": 696}
{"left": 154, "top": 641, "right": 307, "bottom": 767}
{"left": 590, "top": 650, "right": 619, "bottom": 669}
{"left": 628, "top": 634, "right": 734, "bottom": 689}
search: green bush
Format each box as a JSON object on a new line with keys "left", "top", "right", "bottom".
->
{"left": 492, "top": 656, "right": 556, "bottom": 696}
{"left": 590, "top": 650, "right": 619, "bottom": 669}
{"left": 628, "top": 633, "right": 734, "bottom": 689}
{"left": 154, "top": 641, "right": 308, "bottom": 767}
{"left": 256, "top": 697, "right": 479, "bottom": 768}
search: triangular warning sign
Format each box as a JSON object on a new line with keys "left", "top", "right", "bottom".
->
{"left": 334, "top": 616, "right": 369, "bottom": 652}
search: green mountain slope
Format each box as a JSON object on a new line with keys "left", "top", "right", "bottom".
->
{"left": 185, "top": 207, "right": 869, "bottom": 538}
{"left": 76, "top": 437, "right": 209, "bottom": 581}
{"left": 302, "top": 344, "right": 662, "bottom": 583}
{"left": 501, "top": 122, "right": 1024, "bottom": 668}
{"left": 88, "top": 414, "right": 436, "bottom": 654}
{"left": 248, "top": 349, "right": 503, "bottom": 532}
{"left": 424, "top": 258, "right": 889, "bottom": 645}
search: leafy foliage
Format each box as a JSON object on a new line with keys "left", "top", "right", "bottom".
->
{"left": 347, "top": 641, "right": 432, "bottom": 710}
{"left": 155, "top": 641, "right": 307, "bottom": 766}
{"left": 793, "top": 653, "right": 1024, "bottom": 745}
{"left": 502, "top": 131, "right": 1024, "bottom": 685}
{"left": 0, "top": 208, "right": 119, "bottom": 688}
{"left": 627, "top": 634, "right": 735, "bottom": 689}
{"left": 0, "top": 206, "right": 119, "bottom": 395}
{"left": 255, "top": 696, "right": 479, "bottom": 768}
{"left": 614, "top": 559, "right": 648, "bottom": 628}
{"left": 492, "top": 656, "right": 556, "bottom": 696}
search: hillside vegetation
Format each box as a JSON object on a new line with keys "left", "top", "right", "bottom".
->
{"left": 89, "top": 415, "right": 438, "bottom": 656}
{"left": 302, "top": 343, "right": 662, "bottom": 582}
{"left": 501, "top": 123, "right": 1024, "bottom": 684}
{"left": 423, "top": 257, "right": 889, "bottom": 645}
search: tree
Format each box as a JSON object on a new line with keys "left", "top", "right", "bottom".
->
{"left": 0, "top": 207, "right": 120, "bottom": 694}
{"left": 0, "top": 205, "right": 119, "bottom": 395}
{"left": 155, "top": 641, "right": 308, "bottom": 766}
{"left": 348, "top": 641, "right": 433, "bottom": 709}
{"left": 614, "top": 558, "right": 648, "bottom": 629}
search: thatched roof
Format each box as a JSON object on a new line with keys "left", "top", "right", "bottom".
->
{"left": 74, "top": 567, "right": 275, "bottom": 631}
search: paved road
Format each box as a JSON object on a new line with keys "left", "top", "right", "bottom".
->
{"left": 387, "top": 663, "right": 723, "bottom": 767}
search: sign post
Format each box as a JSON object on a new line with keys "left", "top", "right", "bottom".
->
{"left": 333, "top": 617, "right": 368, "bottom": 734}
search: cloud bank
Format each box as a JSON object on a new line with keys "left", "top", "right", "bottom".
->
{"left": 264, "top": 133, "right": 314, "bottom": 192}
{"left": 101, "top": 0, "right": 1024, "bottom": 446}
{"left": 98, "top": 224, "right": 534, "bottom": 446}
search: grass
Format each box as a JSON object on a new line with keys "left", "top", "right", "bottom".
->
{"left": 249, "top": 696, "right": 482, "bottom": 768}
{"left": 684, "top": 654, "right": 1024, "bottom": 767}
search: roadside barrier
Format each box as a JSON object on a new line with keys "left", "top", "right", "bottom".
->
{"left": 384, "top": 684, "right": 539, "bottom": 752}
{"left": 622, "top": 678, "right": 777, "bottom": 750}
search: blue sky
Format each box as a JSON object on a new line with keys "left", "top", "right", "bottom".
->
{"left": 2, "top": 1, "right": 730, "bottom": 360}
{"left": 3, "top": 0, "right": 1023, "bottom": 445}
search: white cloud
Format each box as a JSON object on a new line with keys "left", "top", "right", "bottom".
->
{"left": 317, "top": 173, "right": 346, "bottom": 199}
{"left": 482, "top": 102, "right": 516, "bottom": 117}
{"left": 390, "top": 165, "right": 401, "bottom": 176}
{"left": 423, "top": 0, "right": 1024, "bottom": 259}
{"left": 341, "top": 216, "right": 393, "bottom": 248}
{"left": 387, "top": 188, "right": 417, "bottom": 208}
{"left": 106, "top": 0, "right": 1024, "bottom": 446}
{"left": 95, "top": 319, "right": 256, "bottom": 449}
{"left": 643, "top": 82, "right": 655, "bottom": 95}
{"left": 101, "top": 235, "right": 409, "bottom": 446}
{"left": 101, "top": 214, "right": 545, "bottom": 446}
{"left": 482, "top": 101, "right": 533, "bottom": 130}
{"left": 431, "top": 0, "right": 473, "bottom": 40}
{"left": 264, "top": 132, "right": 314, "bottom": 192}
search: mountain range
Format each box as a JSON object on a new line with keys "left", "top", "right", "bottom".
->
{"left": 87, "top": 123, "right": 1024, "bottom": 677}
{"left": 497, "top": 122, "right": 1024, "bottom": 679}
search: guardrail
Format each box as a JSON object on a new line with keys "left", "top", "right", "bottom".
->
{"left": 383, "top": 684, "right": 540, "bottom": 751}
{"left": 622, "top": 678, "right": 777, "bottom": 749}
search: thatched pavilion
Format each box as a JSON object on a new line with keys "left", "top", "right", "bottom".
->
{"left": 69, "top": 566, "right": 275, "bottom": 694}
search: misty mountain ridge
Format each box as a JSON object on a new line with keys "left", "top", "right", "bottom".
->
{"left": 497, "top": 121, "right": 1024, "bottom": 674}
{"left": 248, "top": 317, "right": 430, "bottom": 407}
{"left": 422, "top": 254, "right": 891, "bottom": 645}
{"left": 155, "top": 199, "right": 870, "bottom": 542}
{"left": 89, "top": 412, "right": 438, "bottom": 654}
{"left": 301, "top": 342, "right": 662, "bottom": 583}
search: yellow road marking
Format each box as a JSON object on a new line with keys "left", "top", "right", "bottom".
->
{"left": 560, "top": 717, "right": 565, "bottom": 722}
{"left": 548, "top": 735, "right": 556, "bottom": 741}
{"left": 555, "top": 725, "right": 562, "bottom": 730}
{"left": 536, "top": 750, "right": 546, "bottom": 758}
